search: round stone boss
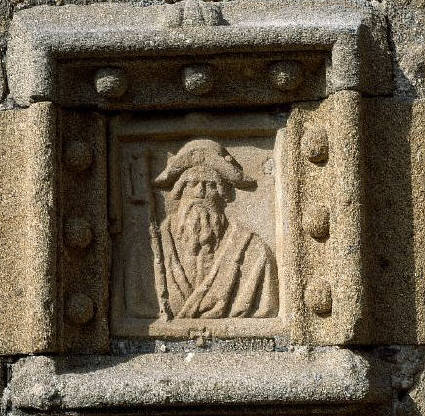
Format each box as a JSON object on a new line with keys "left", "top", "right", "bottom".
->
{"left": 304, "top": 279, "right": 332, "bottom": 315}
{"left": 64, "top": 217, "right": 93, "bottom": 249}
{"left": 94, "top": 67, "right": 128, "bottom": 98}
{"left": 303, "top": 205, "right": 330, "bottom": 240}
{"left": 182, "top": 65, "right": 215, "bottom": 95}
{"left": 65, "top": 293, "right": 95, "bottom": 325}
{"left": 64, "top": 141, "right": 93, "bottom": 172}
{"left": 269, "top": 60, "right": 304, "bottom": 91}
{"left": 301, "top": 128, "right": 329, "bottom": 163}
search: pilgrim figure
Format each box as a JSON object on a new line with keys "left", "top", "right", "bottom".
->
{"left": 153, "top": 139, "right": 279, "bottom": 319}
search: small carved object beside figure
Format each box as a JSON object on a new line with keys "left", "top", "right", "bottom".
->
{"left": 151, "top": 139, "right": 279, "bottom": 319}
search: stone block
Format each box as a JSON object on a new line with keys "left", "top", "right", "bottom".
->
{"left": 1, "top": 97, "right": 406, "bottom": 353}
{"left": 279, "top": 90, "right": 368, "bottom": 344}
{"left": 279, "top": 96, "right": 425, "bottom": 346}
{"left": 363, "top": 98, "right": 425, "bottom": 344}
{"left": 106, "top": 91, "right": 373, "bottom": 345}
{"left": 0, "top": 83, "right": 422, "bottom": 354}
{"left": 6, "top": 348, "right": 391, "bottom": 413}
{"left": 0, "top": 0, "right": 396, "bottom": 349}
{"left": 0, "top": 0, "right": 424, "bottom": 415}
{"left": 0, "top": 103, "right": 58, "bottom": 354}
{"left": 387, "top": 5, "right": 425, "bottom": 98}
{"left": 0, "top": 0, "right": 423, "bottom": 357}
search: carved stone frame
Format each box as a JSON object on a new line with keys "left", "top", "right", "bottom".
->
{"left": 3, "top": 0, "right": 392, "bottom": 349}
{"left": 1, "top": 0, "right": 398, "bottom": 414}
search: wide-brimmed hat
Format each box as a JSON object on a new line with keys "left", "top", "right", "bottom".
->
{"left": 154, "top": 139, "right": 255, "bottom": 189}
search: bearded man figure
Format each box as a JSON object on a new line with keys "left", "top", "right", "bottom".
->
{"left": 154, "top": 139, "right": 279, "bottom": 319}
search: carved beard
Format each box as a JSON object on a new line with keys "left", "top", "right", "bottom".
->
{"left": 174, "top": 198, "right": 227, "bottom": 256}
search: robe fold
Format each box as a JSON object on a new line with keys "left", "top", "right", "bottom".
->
{"left": 161, "top": 219, "right": 279, "bottom": 318}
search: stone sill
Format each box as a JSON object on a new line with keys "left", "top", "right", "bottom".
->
{"left": 6, "top": 348, "right": 391, "bottom": 413}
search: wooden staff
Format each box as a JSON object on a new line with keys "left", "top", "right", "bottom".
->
{"left": 142, "top": 150, "right": 173, "bottom": 321}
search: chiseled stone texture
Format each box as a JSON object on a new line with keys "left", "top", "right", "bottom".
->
{"left": 0, "top": 106, "right": 109, "bottom": 355}
{"left": 0, "top": 0, "right": 423, "bottom": 415}
{"left": 374, "top": 346, "right": 425, "bottom": 416}
{"left": 0, "top": 103, "right": 57, "bottom": 354}
{"left": 110, "top": 111, "right": 284, "bottom": 338}
{"left": 403, "top": 363, "right": 425, "bottom": 416}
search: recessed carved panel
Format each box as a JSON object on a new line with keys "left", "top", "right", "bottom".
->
{"left": 110, "top": 112, "right": 286, "bottom": 337}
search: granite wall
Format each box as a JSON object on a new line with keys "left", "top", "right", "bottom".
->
{"left": 0, "top": 0, "right": 424, "bottom": 415}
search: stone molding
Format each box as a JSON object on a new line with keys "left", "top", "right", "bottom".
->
{"left": 1, "top": 98, "right": 423, "bottom": 354}
{"left": 280, "top": 90, "right": 367, "bottom": 344}
{"left": 0, "top": 103, "right": 57, "bottom": 355}
{"left": 5, "top": 349, "right": 391, "bottom": 413}
{"left": 58, "top": 109, "right": 109, "bottom": 353}
{"left": 6, "top": 0, "right": 391, "bottom": 109}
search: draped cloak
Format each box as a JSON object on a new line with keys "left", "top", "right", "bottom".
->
{"left": 161, "top": 219, "right": 279, "bottom": 318}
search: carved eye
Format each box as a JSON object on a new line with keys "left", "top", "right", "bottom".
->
{"left": 208, "top": 181, "right": 217, "bottom": 190}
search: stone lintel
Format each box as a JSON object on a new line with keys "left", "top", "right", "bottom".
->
{"left": 6, "top": 0, "right": 391, "bottom": 108}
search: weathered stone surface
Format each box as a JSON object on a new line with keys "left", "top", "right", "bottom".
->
{"left": 110, "top": 111, "right": 284, "bottom": 338}
{"left": 107, "top": 91, "right": 382, "bottom": 345}
{"left": 371, "top": 346, "right": 425, "bottom": 416}
{"left": 279, "top": 90, "right": 368, "bottom": 344}
{"left": 0, "top": 103, "right": 57, "bottom": 354}
{"left": 59, "top": 109, "right": 109, "bottom": 353}
{"left": 403, "top": 362, "right": 425, "bottom": 416}
{"left": 6, "top": 0, "right": 391, "bottom": 109}
{"left": 0, "top": 0, "right": 424, "bottom": 414}
{"left": 363, "top": 98, "right": 425, "bottom": 344}
{"left": 0, "top": 105, "right": 108, "bottom": 355}
{"left": 6, "top": 349, "right": 391, "bottom": 412}
{"left": 386, "top": 4, "right": 425, "bottom": 98}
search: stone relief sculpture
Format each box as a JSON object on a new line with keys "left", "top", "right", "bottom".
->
{"left": 152, "top": 139, "right": 279, "bottom": 319}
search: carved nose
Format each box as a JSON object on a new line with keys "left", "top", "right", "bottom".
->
{"left": 194, "top": 182, "right": 206, "bottom": 198}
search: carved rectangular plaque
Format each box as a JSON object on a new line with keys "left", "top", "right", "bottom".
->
{"left": 110, "top": 111, "right": 287, "bottom": 338}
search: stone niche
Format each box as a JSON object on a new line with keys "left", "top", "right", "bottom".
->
{"left": 0, "top": 0, "right": 405, "bottom": 414}
{"left": 109, "top": 111, "right": 284, "bottom": 338}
